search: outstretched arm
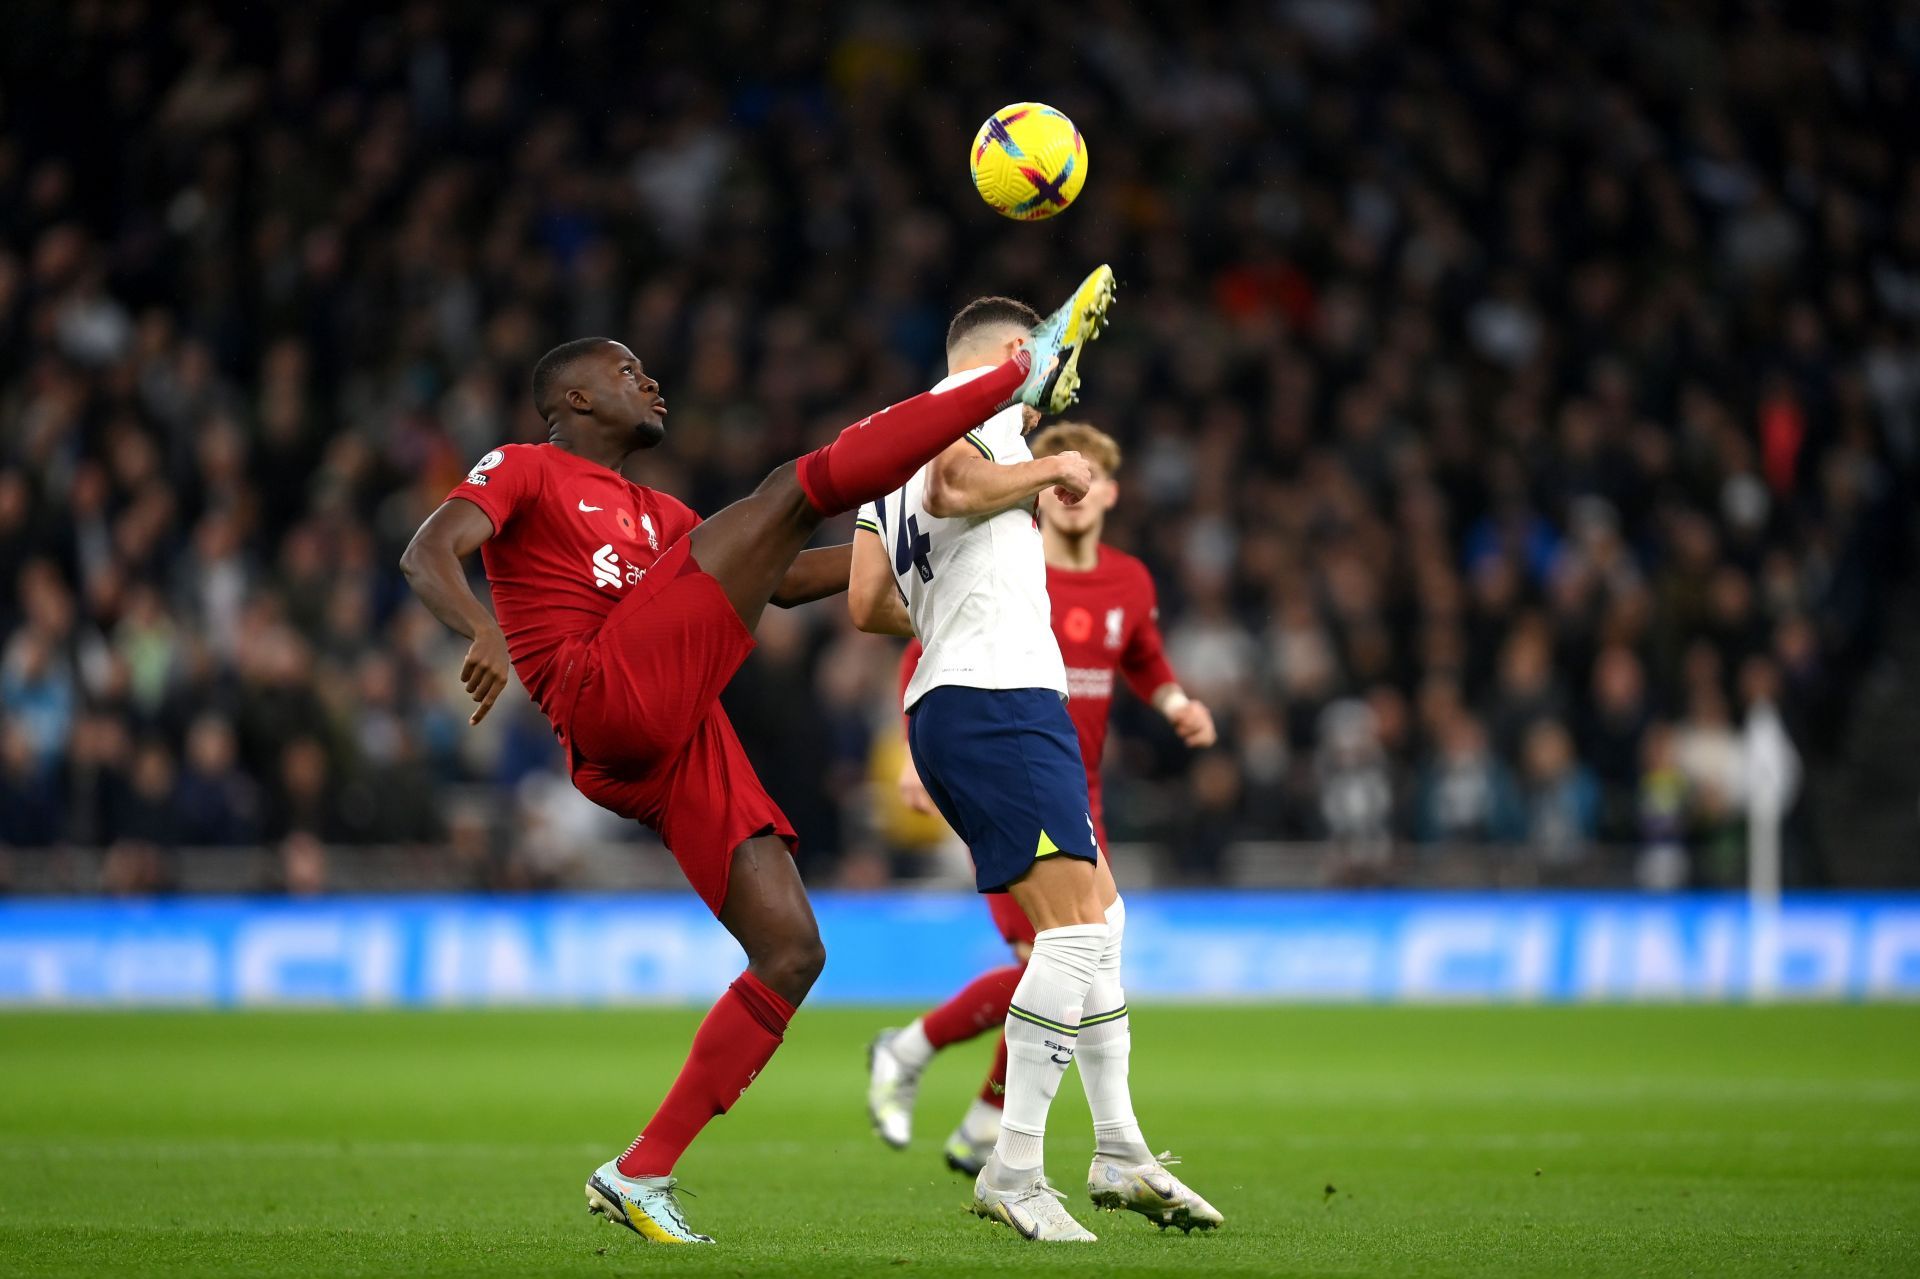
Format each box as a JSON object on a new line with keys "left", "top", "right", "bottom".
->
{"left": 770, "top": 544, "right": 853, "bottom": 608}
{"left": 922, "top": 441, "right": 1092, "bottom": 519}
{"left": 399, "top": 498, "right": 511, "bottom": 725}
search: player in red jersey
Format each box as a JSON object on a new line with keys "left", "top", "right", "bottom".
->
{"left": 864, "top": 421, "right": 1216, "bottom": 1177}
{"left": 397, "top": 266, "right": 1114, "bottom": 1245}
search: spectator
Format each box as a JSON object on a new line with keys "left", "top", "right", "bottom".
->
{"left": 100, "top": 740, "right": 181, "bottom": 896}
{"left": 1487, "top": 620, "right": 1568, "bottom": 763}
{"left": 1582, "top": 645, "right": 1654, "bottom": 839}
{"left": 1676, "top": 694, "right": 1749, "bottom": 886}
{"left": 1, "top": 627, "right": 75, "bottom": 773}
{"left": 0, "top": 718, "right": 62, "bottom": 848}
{"left": 1636, "top": 725, "right": 1691, "bottom": 891}
{"left": 723, "top": 604, "right": 843, "bottom": 880}
{"left": 0, "top": 2, "right": 1911, "bottom": 889}
{"left": 173, "top": 714, "right": 260, "bottom": 846}
{"left": 1414, "top": 711, "right": 1523, "bottom": 846}
{"left": 266, "top": 736, "right": 336, "bottom": 842}
{"left": 1518, "top": 720, "right": 1600, "bottom": 868}
{"left": 1314, "top": 698, "right": 1393, "bottom": 854}
{"left": 65, "top": 709, "right": 132, "bottom": 847}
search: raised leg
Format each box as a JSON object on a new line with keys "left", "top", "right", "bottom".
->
{"left": 687, "top": 464, "right": 822, "bottom": 636}
{"left": 688, "top": 358, "right": 1030, "bottom": 631}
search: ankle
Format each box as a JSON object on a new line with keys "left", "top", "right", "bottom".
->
{"left": 1094, "top": 1125, "right": 1153, "bottom": 1166}
{"left": 984, "top": 1149, "right": 1042, "bottom": 1190}
{"left": 961, "top": 1097, "right": 1003, "bottom": 1141}
{"left": 890, "top": 1020, "right": 935, "bottom": 1071}
{"left": 993, "top": 1125, "right": 1046, "bottom": 1174}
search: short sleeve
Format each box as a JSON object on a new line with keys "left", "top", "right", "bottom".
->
{"left": 445, "top": 446, "right": 540, "bottom": 534}
{"left": 971, "top": 404, "right": 1025, "bottom": 461}
{"left": 854, "top": 500, "right": 881, "bottom": 536}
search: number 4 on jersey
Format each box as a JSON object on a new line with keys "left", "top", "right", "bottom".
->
{"left": 895, "top": 512, "right": 933, "bottom": 583}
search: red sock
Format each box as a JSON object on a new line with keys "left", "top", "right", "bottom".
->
{"left": 979, "top": 1034, "right": 1009, "bottom": 1109}
{"left": 616, "top": 971, "right": 795, "bottom": 1177}
{"left": 795, "top": 355, "right": 1029, "bottom": 516}
{"left": 923, "top": 964, "right": 1023, "bottom": 1049}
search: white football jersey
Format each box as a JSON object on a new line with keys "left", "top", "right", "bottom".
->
{"left": 857, "top": 365, "right": 1067, "bottom": 711}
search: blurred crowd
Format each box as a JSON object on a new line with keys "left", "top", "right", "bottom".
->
{"left": 1, "top": 0, "right": 1916, "bottom": 892}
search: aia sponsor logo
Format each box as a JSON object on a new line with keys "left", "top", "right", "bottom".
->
{"left": 592, "top": 543, "right": 645, "bottom": 589}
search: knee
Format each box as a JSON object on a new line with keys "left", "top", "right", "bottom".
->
{"left": 787, "top": 930, "right": 828, "bottom": 992}
{"left": 752, "top": 925, "right": 826, "bottom": 1005}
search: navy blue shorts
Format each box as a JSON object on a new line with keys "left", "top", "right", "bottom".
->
{"left": 907, "top": 685, "right": 1100, "bottom": 893}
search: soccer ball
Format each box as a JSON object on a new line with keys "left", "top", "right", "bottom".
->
{"left": 969, "top": 103, "right": 1087, "bottom": 221}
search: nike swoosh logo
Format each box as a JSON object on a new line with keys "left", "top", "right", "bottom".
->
{"left": 578, "top": 501, "right": 602, "bottom": 512}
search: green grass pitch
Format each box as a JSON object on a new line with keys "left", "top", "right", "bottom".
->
{"left": 1, "top": 1005, "right": 1916, "bottom": 1277}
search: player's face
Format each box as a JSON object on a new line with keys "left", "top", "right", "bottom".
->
{"left": 595, "top": 344, "right": 668, "bottom": 448}
{"left": 1038, "top": 461, "right": 1116, "bottom": 534}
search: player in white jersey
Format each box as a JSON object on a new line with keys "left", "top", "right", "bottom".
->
{"left": 868, "top": 375, "right": 1067, "bottom": 711}
{"left": 850, "top": 283, "right": 1220, "bottom": 1243}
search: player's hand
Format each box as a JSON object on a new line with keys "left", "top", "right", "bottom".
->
{"left": 1169, "top": 697, "right": 1217, "bottom": 748}
{"left": 1049, "top": 450, "right": 1093, "bottom": 505}
{"left": 462, "top": 625, "right": 511, "bottom": 726}
{"left": 897, "top": 756, "right": 936, "bottom": 815}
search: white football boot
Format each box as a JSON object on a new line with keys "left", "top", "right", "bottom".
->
{"left": 866, "top": 1028, "right": 922, "bottom": 1149}
{"left": 1087, "top": 1151, "right": 1224, "bottom": 1232}
{"left": 972, "top": 1170, "right": 1098, "bottom": 1242}
{"left": 585, "top": 1161, "right": 714, "bottom": 1244}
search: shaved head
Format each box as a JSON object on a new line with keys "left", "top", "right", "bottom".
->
{"left": 529, "top": 338, "right": 669, "bottom": 459}
{"left": 531, "top": 337, "right": 615, "bottom": 421}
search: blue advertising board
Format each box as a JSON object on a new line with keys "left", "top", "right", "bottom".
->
{"left": 0, "top": 892, "right": 1916, "bottom": 1007}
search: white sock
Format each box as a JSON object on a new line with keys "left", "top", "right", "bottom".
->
{"left": 891, "top": 1019, "right": 935, "bottom": 1071}
{"left": 988, "top": 922, "right": 1106, "bottom": 1183}
{"left": 1077, "top": 897, "right": 1153, "bottom": 1164}
{"left": 960, "top": 1097, "right": 1002, "bottom": 1142}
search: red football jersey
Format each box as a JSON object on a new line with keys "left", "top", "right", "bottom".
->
{"left": 900, "top": 543, "right": 1176, "bottom": 816}
{"left": 444, "top": 444, "right": 700, "bottom": 720}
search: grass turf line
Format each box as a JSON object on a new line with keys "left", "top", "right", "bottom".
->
{"left": 0, "top": 1006, "right": 1915, "bottom": 1277}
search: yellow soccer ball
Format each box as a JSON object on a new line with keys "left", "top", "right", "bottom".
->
{"left": 969, "top": 102, "right": 1087, "bottom": 221}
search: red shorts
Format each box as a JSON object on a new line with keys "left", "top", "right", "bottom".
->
{"left": 555, "top": 538, "right": 796, "bottom": 916}
{"left": 981, "top": 796, "right": 1108, "bottom": 947}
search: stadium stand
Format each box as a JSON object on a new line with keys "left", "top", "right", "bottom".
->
{"left": 1, "top": 1, "right": 1915, "bottom": 892}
